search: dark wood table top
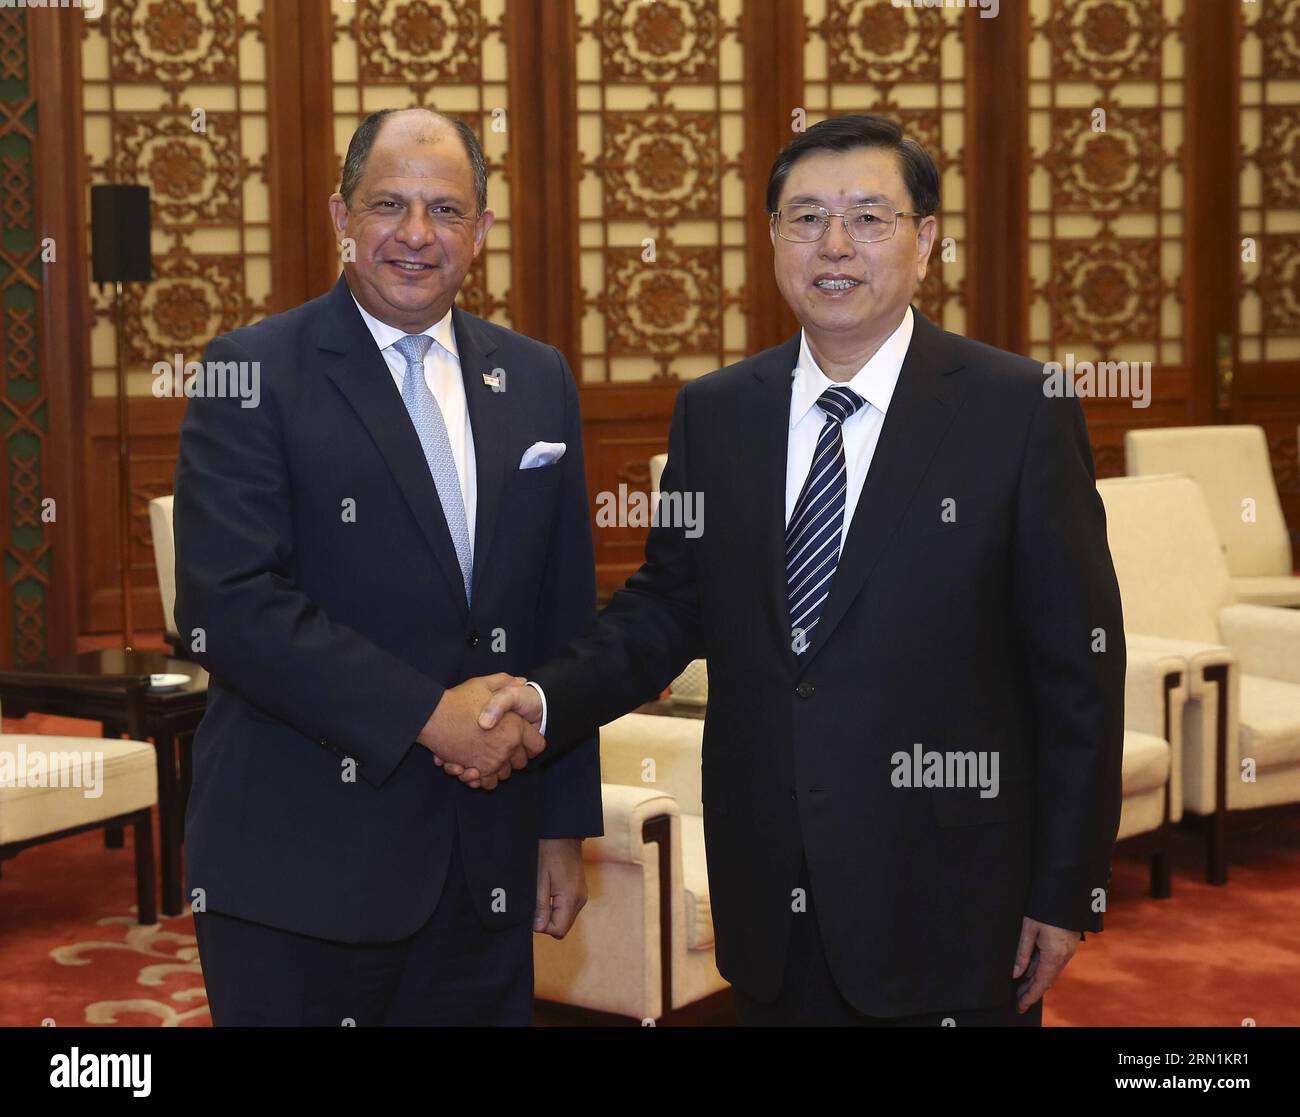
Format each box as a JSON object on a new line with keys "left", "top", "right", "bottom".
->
{"left": 0, "top": 648, "right": 208, "bottom": 703}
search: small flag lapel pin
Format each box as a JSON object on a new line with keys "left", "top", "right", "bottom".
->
{"left": 482, "top": 370, "right": 501, "bottom": 389}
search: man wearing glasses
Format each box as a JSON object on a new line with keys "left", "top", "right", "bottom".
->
{"left": 476, "top": 113, "right": 1126, "bottom": 1026}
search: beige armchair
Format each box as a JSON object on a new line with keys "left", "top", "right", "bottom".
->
{"left": 648, "top": 454, "right": 706, "bottom": 705}
{"left": 535, "top": 652, "right": 1186, "bottom": 1019}
{"left": 148, "top": 494, "right": 186, "bottom": 657}
{"left": 533, "top": 713, "right": 728, "bottom": 1022}
{"left": 1125, "top": 426, "right": 1300, "bottom": 607}
{"left": 1119, "top": 643, "right": 1188, "bottom": 897}
{"left": 0, "top": 702, "right": 158, "bottom": 924}
{"left": 1099, "top": 473, "right": 1300, "bottom": 884}
{"left": 649, "top": 453, "right": 668, "bottom": 499}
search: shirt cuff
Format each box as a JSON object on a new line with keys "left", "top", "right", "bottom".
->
{"left": 526, "top": 680, "right": 548, "bottom": 738}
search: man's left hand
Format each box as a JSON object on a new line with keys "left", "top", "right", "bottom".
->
{"left": 535, "top": 839, "right": 587, "bottom": 939}
{"left": 1012, "top": 916, "right": 1080, "bottom": 1013}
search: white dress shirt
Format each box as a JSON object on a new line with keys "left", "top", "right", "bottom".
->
{"left": 529, "top": 306, "right": 915, "bottom": 738}
{"left": 351, "top": 295, "right": 477, "bottom": 544}
{"left": 785, "top": 305, "right": 913, "bottom": 551}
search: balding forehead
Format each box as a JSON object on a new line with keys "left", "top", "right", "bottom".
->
{"left": 378, "top": 109, "right": 456, "bottom": 143}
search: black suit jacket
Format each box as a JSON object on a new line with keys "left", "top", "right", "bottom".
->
{"left": 533, "top": 308, "right": 1126, "bottom": 1016}
{"left": 174, "top": 275, "right": 601, "bottom": 943}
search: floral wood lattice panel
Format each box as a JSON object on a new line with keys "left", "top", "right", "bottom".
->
{"left": 1027, "top": 0, "right": 1185, "bottom": 369}
{"left": 0, "top": 5, "right": 51, "bottom": 664}
{"left": 1240, "top": 0, "right": 1300, "bottom": 364}
{"left": 576, "top": 0, "right": 747, "bottom": 383}
{"left": 803, "top": 0, "right": 968, "bottom": 334}
{"left": 81, "top": 0, "right": 274, "bottom": 399}
{"left": 331, "top": 0, "right": 513, "bottom": 325}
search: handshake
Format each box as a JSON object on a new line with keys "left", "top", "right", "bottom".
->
{"left": 416, "top": 673, "right": 545, "bottom": 790}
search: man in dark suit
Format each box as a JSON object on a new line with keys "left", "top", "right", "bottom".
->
{"left": 174, "top": 108, "right": 601, "bottom": 1025}
{"left": 474, "top": 114, "right": 1126, "bottom": 1025}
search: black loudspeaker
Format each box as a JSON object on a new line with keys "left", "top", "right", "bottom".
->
{"left": 90, "top": 184, "right": 152, "bottom": 284}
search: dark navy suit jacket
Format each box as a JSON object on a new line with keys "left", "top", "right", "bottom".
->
{"left": 533, "top": 308, "right": 1126, "bottom": 1016}
{"left": 174, "top": 274, "right": 602, "bottom": 942}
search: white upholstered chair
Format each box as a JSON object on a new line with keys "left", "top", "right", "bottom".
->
{"left": 1125, "top": 426, "right": 1300, "bottom": 607}
{"left": 0, "top": 695, "right": 159, "bottom": 923}
{"left": 648, "top": 453, "right": 706, "bottom": 705}
{"left": 1099, "top": 473, "right": 1300, "bottom": 884}
{"left": 533, "top": 712, "right": 727, "bottom": 1021}
{"left": 1119, "top": 644, "right": 1187, "bottom": 897}
{"left": 648, "top": 452, "right": 668, "bottom": 499}
{"left": 148, "top": 494, "right": 184, "bottom": 656}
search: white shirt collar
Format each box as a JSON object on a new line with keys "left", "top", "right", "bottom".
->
{"left": 350, "top": 292, "right": 460, "bottom": 362}
{"left": 790, "top": 305, "right": 914, "bottom": 429}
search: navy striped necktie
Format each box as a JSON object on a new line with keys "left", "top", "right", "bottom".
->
{"left": 786, "top": 384, "right": 865, "bottom": 654}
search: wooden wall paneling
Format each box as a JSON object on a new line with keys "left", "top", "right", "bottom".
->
{"left": 1235, "top": 0, "right": 1300, "bottom": 555}
{"left": 741, "top": 0, "right": 803, "bottom": 353}
{"left": 1183, "top": 0, "right": 1235, "bottom": 429}
{"left": 507, "top": 0, "right": 579, "bottom": 353}
{"left": 579, "top": 380, "right": 686, "bottom": 588}
{"left": 266, "top": 0, "right": 311, "bottom": 311}
{"left": 78, "top": 0, "right": 285, "bottom": 633}
{"left": 1025, "top": 0, "right": 1190, "bottom": 477}
{"left": 26, "top": 12, "right": 88, "bottom": 660}
{"left": 569, "top": 0, "right": 752, "bottom": 590}
{"left": 300, "top": 0, "right": 338, "bottom": 299}
{"left": 82, "top": 398, "right": 187, "bottom": 633}
{"left": 965, "top": 0, "right": 1028, "bottom": 355}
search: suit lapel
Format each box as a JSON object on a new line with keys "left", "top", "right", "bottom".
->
{"left": 800, "top": 308, "right": 967, "bottom": 666}
{"left": 451, "top": 305, "right": 510, "bottom": 601}
{"left": 316, "top": 275, "right": 470, "bottom": 622}
{"left": 745, "top": 335, "right": 802, "bottom": 671}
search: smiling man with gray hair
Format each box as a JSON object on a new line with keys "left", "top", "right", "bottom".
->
{"left": 476, "top": 113, "right": 1126, "bottom": 1027}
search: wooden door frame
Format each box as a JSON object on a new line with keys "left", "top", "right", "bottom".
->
{"left": 1184, "top": 0, "right": 1238, "bottom": 427}
{"left": 28, "top": 12, "right": 88, "bottom": 659}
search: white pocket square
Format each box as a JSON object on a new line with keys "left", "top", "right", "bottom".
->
{"left": 519, "top": 441, "right": 566, "bottom": 469}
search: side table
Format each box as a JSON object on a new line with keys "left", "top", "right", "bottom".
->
{"left": 0, "top": 649, "right": 208, "bottom": 917}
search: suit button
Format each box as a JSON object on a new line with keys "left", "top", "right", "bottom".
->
{"left": 467, "top": 631, "right": 480, "bottom": 647}
{"left": 796, "top": 682, "right": 815, "bottom": 698}
{"left": 319, "top": 738, "right": 328, "bottom": 746}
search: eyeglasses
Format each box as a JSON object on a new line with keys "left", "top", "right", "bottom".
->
{"left": 771, "top": 203, "right": 924, "bottom": 244}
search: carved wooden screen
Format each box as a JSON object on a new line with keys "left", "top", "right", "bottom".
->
{"left": 1, "top": 8, "right": 48, "bottom": 662}
{"left": 80, "top": 0, "right": 275, "bottom": 631}
{"left": 1026, "top": 0, "right": 1186, "bottom": 477}
{"left": 328, "top": 0, "right": 514, "bottom": 325}
{"left": 801, "top": 0, "right": 968, "bottom": 334}
{"left": 567, "top": 0, "right": 752, "bottom": 586}
{"left": 1238, "top": 0, "right": 1300, "bottom": 519}
{"left": 574, "top": 0, "right": 748, "bottom": 382}
{"left": 41, "top": 0, "right": 1300, "bottom": 641}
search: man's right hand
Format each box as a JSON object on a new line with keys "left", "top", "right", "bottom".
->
{"left": 417, "top": 674, "right": 545, "bottom": 790}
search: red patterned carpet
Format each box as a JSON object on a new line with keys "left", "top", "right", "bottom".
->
{"left": 3, "top": 708, "right": 1298, "bottom": 1026}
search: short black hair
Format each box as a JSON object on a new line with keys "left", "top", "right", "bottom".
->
{"left": 339, "top": 108, "right": 488, "bottom": 214}
{"left": 765, "top": 113, "right": 940, "bottom": 218}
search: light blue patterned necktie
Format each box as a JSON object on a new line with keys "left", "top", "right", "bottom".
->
{"left": 786, "top": 384, "right": 865, "bottom": 652}
{"left": 392, "top": 333, "right": 473, "bottom": 604}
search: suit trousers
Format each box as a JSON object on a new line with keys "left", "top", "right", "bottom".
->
{"left": 731, "top": 854, "right": 1044, "bottom": 1027}
{"left": 194, "top": 827, "right": 533, "bottom": 1026}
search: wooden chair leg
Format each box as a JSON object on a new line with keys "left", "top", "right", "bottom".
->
{"left": 1207, "top": 808, "right": 1228, "bottom": 886}
{"left": 1149, "top": 850, "right": 1171, "bottom": 898}
{"left": 133, "top": 810, "right": 157, "bottom": 925}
